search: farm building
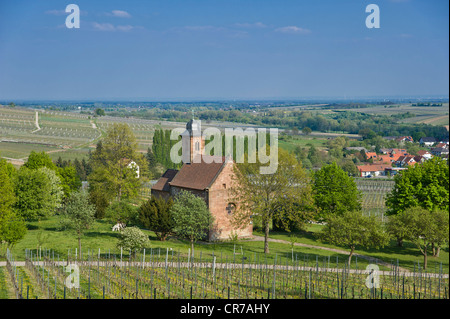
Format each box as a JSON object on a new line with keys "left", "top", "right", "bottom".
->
{"left": 431, "top": 147, "right": 449, "bottom": 157}
{"left": 151, "top": 119, "right": 253, "bottom": 241}
{"left": 357, "top": 164, "right": 391, "bottom": 177}
{"left": 419, "top": 137, "right": 437, "bottom": 147}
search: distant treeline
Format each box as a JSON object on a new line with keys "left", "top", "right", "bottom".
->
{"left": 411, "top": 103, "right": 443, "bottom": 107}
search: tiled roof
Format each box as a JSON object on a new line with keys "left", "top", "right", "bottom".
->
{"left": 169, "top": 155, "right": 227, "bottom": 190}
{"left": 358, "top": 164, "right": 391, "bottom": 172}
{"left": 151, "top": 169, "right": 179, "bottom": 192}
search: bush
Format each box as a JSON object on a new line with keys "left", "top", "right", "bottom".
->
{"left": 116, "top": 227, "right": 149, "bottom": 257}
{"left": 138, "top": 197, "right": 174, "bottom": 241}
{"left": 105, "top": 200, "right": 138, "bottom": 225}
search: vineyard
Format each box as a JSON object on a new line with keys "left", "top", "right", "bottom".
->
{"left": 3, "top": 247, "right": 448, "bottom": 300}
{"left": 355, "top": 178, "right": 395, "bottom": 220}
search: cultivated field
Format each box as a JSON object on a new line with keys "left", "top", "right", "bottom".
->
{"left": 3, "top": 248, "right": 448, "bottom": 299}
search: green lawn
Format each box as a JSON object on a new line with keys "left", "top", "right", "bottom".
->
{"left": 278, "top": 135, "right": 327, "bottom": 152}
{"left": 3, "top": 216, "right": 448, "bottom": 274}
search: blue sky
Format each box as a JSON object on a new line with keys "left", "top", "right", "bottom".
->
{"left": 0, "top": 0, "right": 448, "bottom": 101}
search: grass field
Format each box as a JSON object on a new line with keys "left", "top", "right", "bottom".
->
{"left": 2, "top": 215, "right": 448, "bottom": 300}
{"left": 3, "top": 214, "right": 448, "bottom": 274}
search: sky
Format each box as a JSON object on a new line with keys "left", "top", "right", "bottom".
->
{"left": 0, "top": 0, "right": 448, "bottom": 101}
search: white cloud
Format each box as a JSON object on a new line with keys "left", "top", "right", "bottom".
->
{"left": 116, "top": 25, "right": 134, "bottom": 32}
{"left": 108, "top": 10, "right": 131, "bottom": 18}
{"left": 275, "top": 26, "right": 311, "bottom": 35}
{"left": 234, "top": 22, "right": 267, "bottom": 28}
{"left": 182, "top": 25, "right": 226, "bottom": 32}
{"left": 93, "top": 22, "right": 116, "bottom": 31}
{"left": 92, "top": 22, "right": 134, "bottom": 32}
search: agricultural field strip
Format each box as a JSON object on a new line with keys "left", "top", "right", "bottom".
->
{"left": 0, "top": 261, "right": 446, "bottom": 278}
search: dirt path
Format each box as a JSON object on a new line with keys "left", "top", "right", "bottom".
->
{"left": 31, "top": 111, "right": 41, "bottom": 133}
{"left": 0, "top": 261, "right": 444, "bottom": 278}
{"left": 249, "top": 235, "right": 410, "bottom": 272}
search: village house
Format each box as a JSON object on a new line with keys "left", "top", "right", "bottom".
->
{"left": 416, "top": 150, "right": 433, "bottom": 160}
{"left": 151, "top": 119, "right": 253, "bottom": 241}
{"left": 419, "top": 137, "right": 437, "bottom": 147}
{"left": 431, "top": 147, "right": 449, "bottom": 157}
{"left": 358, "top": 164, "right": 391, "bottom": 177}
{"left": 395, "top": 155, "right": 417, "bottom": 167}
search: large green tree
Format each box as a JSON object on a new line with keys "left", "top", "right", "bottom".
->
{"left": 0, "top": 160, "right": 26, "bottom": 252}
{"left": 89, "top": 123, "right": 147, "bottom": 202}
{"left": 170, "top": 191, "right": 214, "bottom": 252}
{"left": 231, "top": 148, "right": 313, "bottom": 254}
{"left": 59, "top": 190, "right": 96, "bottom": 258}
{"left": 319, "top": 210, "right": 390, "bottom": 265}
{"left": 385, "top": 157, "right": 449, "bottom": 216}
{"left": 14, "top": 167, "right": 63, "bottom": 221}
{"left": 312, "top": 162, "right": 362, "bottom": 221}
{"left": 391, "top": 207, "right": 449, "bottom": 269}
{"left": 23, "top": 151, "right": 56, "bottom": 171}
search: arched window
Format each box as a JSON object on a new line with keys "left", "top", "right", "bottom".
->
{"left": 226, "top": 203, "right": 236, "bottom": 215}
{"left": 195, "top": 141, "right": 200, "bottom": 151}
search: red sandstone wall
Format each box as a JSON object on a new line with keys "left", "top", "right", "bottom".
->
{"left": 208, "top": 160, "right": 253, "bottom": 240}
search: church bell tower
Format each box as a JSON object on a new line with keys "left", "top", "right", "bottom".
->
{"left": 181, "top": 119, "right": 204, "bottom": 164}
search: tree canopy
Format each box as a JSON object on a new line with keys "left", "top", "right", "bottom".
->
{"left": 170, "top": 190, "right": 214, "bottom": 252}
{"left": 312, "top": 162, "right": 362, "bottom": 221}
{"left": 385, "top": 157, "right": 449, "bottom": 216}
{"left": 231, "top": 148, "right": 313, "bottom": 253}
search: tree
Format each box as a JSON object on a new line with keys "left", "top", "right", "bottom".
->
{"left": 89, "top": 188, "right": 110, "bottom": 219}
{"left": 318, "top": 210, "right": 390, "bottom": 265}
{"left": 59, "top": 190, "right": 96, "bottom": 258}
{"left": 312, "top": 162, "right": 361, "bottom": 221}
{"left": 393, "top": 207, "right": 449, "bottom": 269}
{"left": 302, "top": 127, "right": 312, "bottom": 135}
{"left": 88, "top": 123, "right": 147, "bottom": 202}
{"left": 14, "top": 167, "right": 63, "bottom": 221}
{"left": 385, "top": 157, "right": 449, "bottom": 216}
{"left": 0, "top": 159, "right": 16, "bottom": 213}
{"left": 340, "top": 159, "right": 359, "bottom": 177}
{"left": 57, "top": 166, "right": 82, "bottom": 198}
{"left": 0, "top": 214, "right": 27, "bottom": 250}
{"left": 0, "top": 160, "right": 26, "bottom": 252}
{"left": 95, "top": 108, "right": 105, "bottom": 116}
{"left": 386, "top": 214, "right": 410, "bottom": 247}
{"left": 138, "top": 196, "right": 174, "bottom": 241}
{"left": 116, "top": 227, "right": 149, "bottom": 258}
{"left": 105, "top": 200, "right": 138, "bottom": 225}
{"left": 23, "top": 151, "right": 56, "bottom": 171}
{"left": 231, "top": 148, "right": 313, "bottom": 253}
{"left": 170, "top": 190, "right": 214, "bottom": 252}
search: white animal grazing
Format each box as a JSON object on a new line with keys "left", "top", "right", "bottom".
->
{"left": 112, "top": 223, "right": 126, "bottom": 232}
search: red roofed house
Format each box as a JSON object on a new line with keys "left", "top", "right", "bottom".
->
{"left": 396, "top": 155, "right": 417, "bottom": 167}
{"left": 416, "top": 150, "right": 433, "bottom": 160}
{"left": 358, "top": 164, "right": 391, "bottom": 177}
{"left": 151, "top": 119, "right": 253, "bottom": 241}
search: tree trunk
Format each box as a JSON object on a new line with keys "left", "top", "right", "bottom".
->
{"left": 78, "top": 236, "right": 82, "bottom": 261}
{"left": 432, "top": 243, "right": 435, "bottom": 256}
{"left": 118, "top": 184, "right": 122, "bottom": 202}
{"left": 348, "top": 246, "right": 355, "bottom": 266}
{"left": 397, "top": 237, "right": 403, "bottom": 247}
{"left": 435, "top": 246, "right": 440, "bottom": 258}
{"left": 423, "top": 245, "right": 428, "bottom": 270}
{"left": 264, "top": 222, "right": 270, "bottom": 254}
